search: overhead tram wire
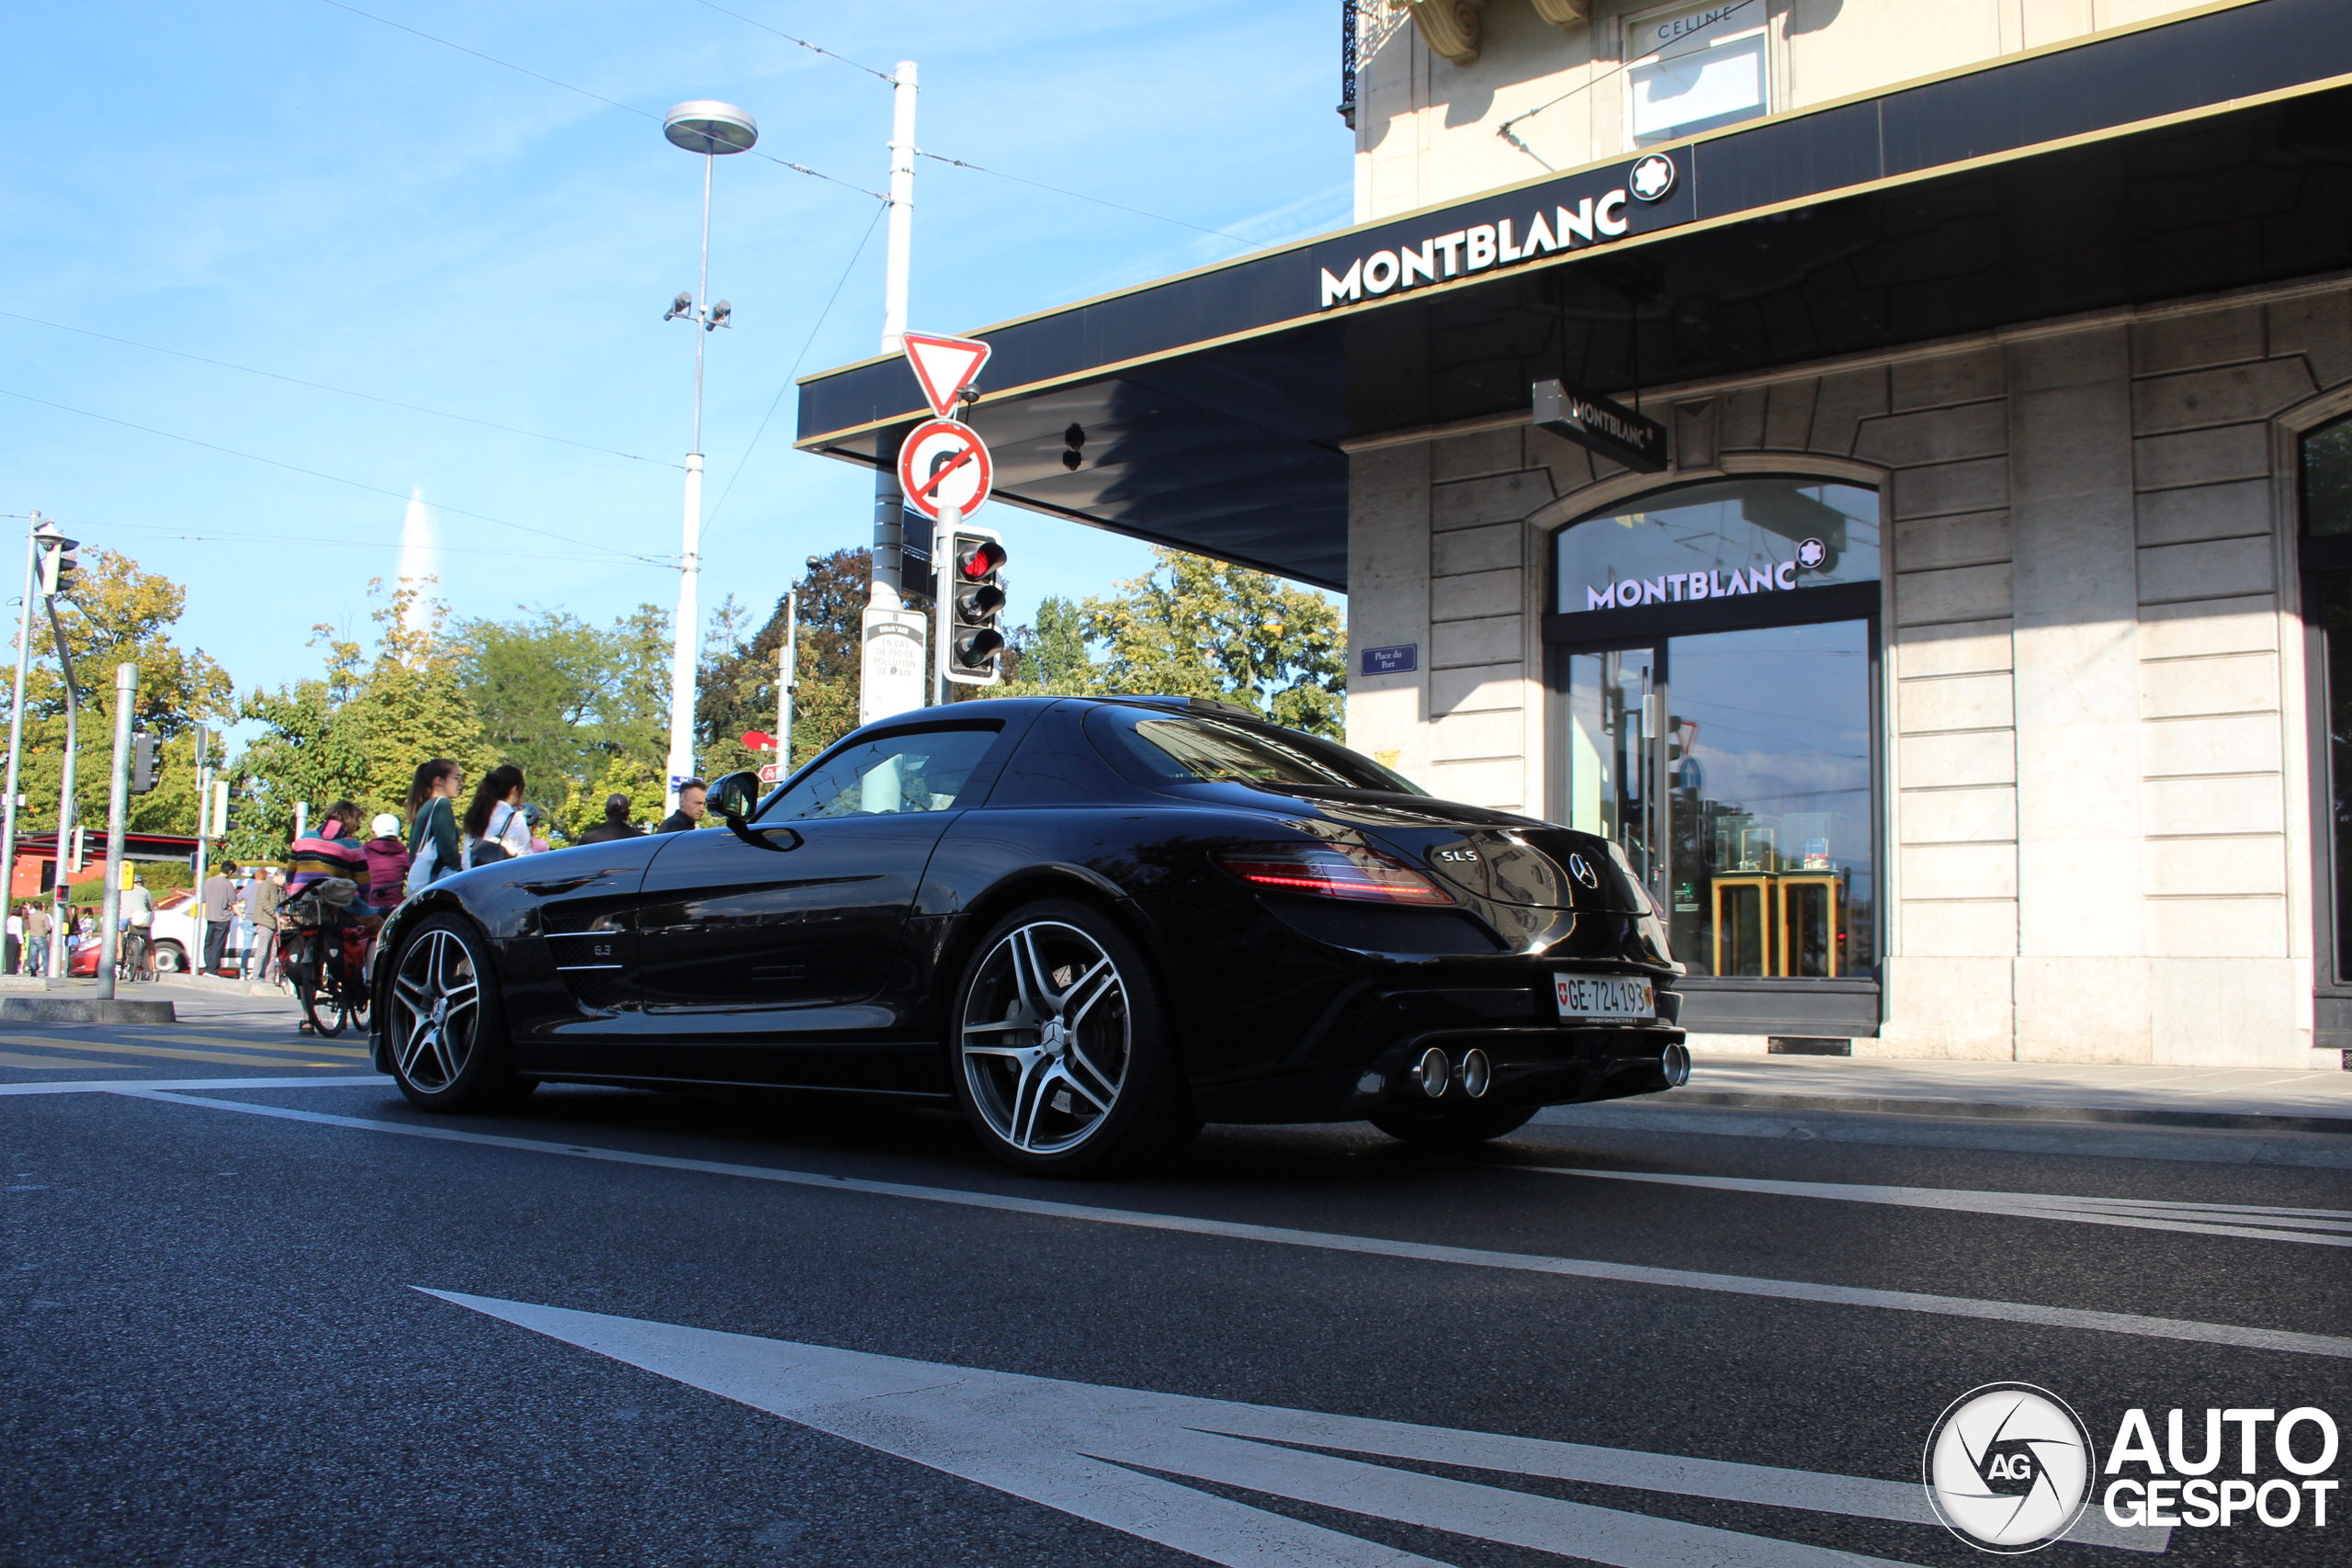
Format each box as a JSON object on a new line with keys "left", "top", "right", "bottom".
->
{"left": 686, "top": 1, "right": 895, "bottom": 83}
{"left": 313, "top": 0, "right": 886, "bottom": 201}
{"left": 0, "top": 310, "right": 668, "bottom": 468}
{"left": 33, "top": 518, "right": 623, "bottom": 565}
{"left": 705, "top": 200, "right": 888, "bottom": 532}
{"left": 913, "top": 152, "right": 1252, "bottom": 244}
{"left": 0, "top": 387, "right": 671, "bottom": 566}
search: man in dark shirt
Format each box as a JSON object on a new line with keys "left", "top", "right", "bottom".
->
{"left": 201, "top": 866, "right": 235, "bottom": 976}
{"left": 578, "top": 795, "right": 642, "bottom": 845}
{"left": 655, "top": 781, "right": 707, "bottom": 835}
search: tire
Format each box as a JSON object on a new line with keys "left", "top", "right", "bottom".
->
{"left": 1370, "top": 1103, "right": 1539, "bottom": 1146}
{"left": 295, "top": 932, "right": 345, "bottom": 1038}
{"left": 383, "top": 916, "right": 535, "bottom": 1112}
{"left": 949, "top": 898, "right": 1197, "bottom": 1178}
{"left": 152, "top": 942, "right": 187, "bottom": 975}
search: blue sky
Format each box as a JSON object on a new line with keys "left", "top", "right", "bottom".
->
{"left": 0, "top": 0, "right": 1350, "bottom": 716}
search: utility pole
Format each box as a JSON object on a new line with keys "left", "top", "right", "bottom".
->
{"left": 191, "top": 722, "right": 210, "bottom": 905}
{"left": 659, "top": 100, "right": 758, "bottom": 818}
{"left": 869, "top": 59, "right": 918, "bottom": 609}
{"left": 37, "top": 527, "right": 80, "bottom": 978}
{"left": 96, "top": 662, "right": 134, "bottom": 1001}
{"left": 0, "top": 514, "right": 41, "bottom": 926}
{"left": 776, "top": 587, "right": 798, "bottom": 774}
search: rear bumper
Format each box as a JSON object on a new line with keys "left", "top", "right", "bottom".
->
{"left": 1191, "top": 984, "right": 1686, "bottom": 1124}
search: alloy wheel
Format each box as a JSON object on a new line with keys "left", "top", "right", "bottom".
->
{"left": 390, "top": 928, "right": 480, "bottom": 1092}
{"left": 960, "top": 920, "right": 1130, "bottom": 1155}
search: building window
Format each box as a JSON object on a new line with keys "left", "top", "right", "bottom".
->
{"left": 2302, "top": 413, "right": 2352, "bottom": 984}
{"left": 1626, "top": 1, "right": 1771, "bottom": 147}
{"left": 1555, "top": 479, "right": 1880, "bottom": 980}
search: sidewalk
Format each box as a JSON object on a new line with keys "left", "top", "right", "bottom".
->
{"left": 1657, "top": 1052, "right": 2352, "bottom": 1134}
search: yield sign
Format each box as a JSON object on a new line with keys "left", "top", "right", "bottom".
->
{"left": 901, "top": 332, "right": 991, "bottom": 418}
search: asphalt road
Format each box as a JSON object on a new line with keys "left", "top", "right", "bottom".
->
{"left": 3, "top": 991, "right": 2347, "bottom": 1567}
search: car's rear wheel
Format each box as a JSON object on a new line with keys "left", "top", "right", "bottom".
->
{"left": 151, "top": 941, "right": 186, "bottom": 974}
{"left": 951, "top": 899, "right": 1196, "bottom": 1177}
{"left": 1370, "top": 1104, "right": 1538, "bottom": 1145}
{"left": 385, "top": 917, "right": 534, "bottom": 1112}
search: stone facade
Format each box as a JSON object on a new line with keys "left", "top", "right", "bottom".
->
{"left": 1354, "top": 0, "right": 2222, "bottom": 224}
{"left": 1344, "top": 281, "right": 2352, "bottom": 1068}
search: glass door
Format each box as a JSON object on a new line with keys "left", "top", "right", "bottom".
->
{"left": 1565, "top": 622, "right": 1876, "bottom": 978}
{"left": 1566, "top": 648, "right": 1663, "bottom": 894}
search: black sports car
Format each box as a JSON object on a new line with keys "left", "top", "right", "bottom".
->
{"left": 368, "top": 696, "right": 1690, "bottom": 1174}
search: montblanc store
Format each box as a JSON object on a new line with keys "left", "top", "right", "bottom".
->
{"left": 799, "top": 1, "right": 2352, "bottom": 1069}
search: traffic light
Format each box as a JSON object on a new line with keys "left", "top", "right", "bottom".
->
{"left": 36, "top": 532, "right": 80, "bottom": 600}
{"left": 942, "top": 527, "right": 1007, "bottom": 684}
{"left": 130, "top": 732, "right": 159, "bottom": 795}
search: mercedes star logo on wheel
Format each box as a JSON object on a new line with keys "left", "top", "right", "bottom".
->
{"left": 1924, "top": 1383, "right": 2096, "bottom": 1553}
{"left": 1630, "top": 153, "right": 1677, "bottom": 201}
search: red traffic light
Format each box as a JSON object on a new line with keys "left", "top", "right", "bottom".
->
{"left": 956, "top": 537, "right": 1006, "bottom": 580}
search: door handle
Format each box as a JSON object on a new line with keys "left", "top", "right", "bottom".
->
{"left": 721, "top": 817, "right": 802, "bottom": 852}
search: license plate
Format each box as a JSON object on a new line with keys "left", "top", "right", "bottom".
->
{"left": 1555, "top": 973, "right": 1655, "bottom": 1020}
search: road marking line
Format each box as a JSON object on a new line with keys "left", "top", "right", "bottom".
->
{"left": 0, "top": 1075, "right": 385, "bottom": 1096}
{"left": 146, "top": 1032, "right": 370, "bottom": 1058}
{"left": 111, "top": 1089, "right": 2352, "bottom": 1360}
{"left": 1523, "top": 1166, "right": 2352, "bottom": 1247}
{"left": 0, "top": 1035, "right": 352, "bottom": 1069}
{"left": 429, "top": 1290, "right": 2163, "bottom": 1563}
{"left": 0, "top": 1049, "right": 140, "bottom": 1071}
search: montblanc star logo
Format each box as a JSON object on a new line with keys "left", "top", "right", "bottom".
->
{"left": 1795, "top": 536, "right": 1829, "bottom": 569}
{"left": 1630, "top": 153, "right": 1677, "bottom": 202}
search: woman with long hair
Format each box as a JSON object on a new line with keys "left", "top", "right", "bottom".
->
{"left": 461, "top": 764, "right": 530, "bottom": 867}
{"left": 405, "top": 759, "right": 464, "bottom": 895}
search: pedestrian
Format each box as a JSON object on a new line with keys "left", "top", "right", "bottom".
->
{"left": 119, "top": 873, "right": 153, "bottom": 979}
{"left": 4, "top": 904, "right": 19, "bottom": 978}
{"left": 405, "top": 759, "right": 464, "bottom": 894}
{"left": 200, "top": 859, "right": 235, "bottom": 976}
{"left": 461, "top": 765, "right": 530, "bottom": 868}
{"left": 243, "top": 866, "right": 280, "bottom": 982}
{"left": 578, "top": 794, "right": 641, "bottom": 844}
{"left": 656, "top": 779, "right": 707, "bottom": 834}
{"left": 522, "top": 802, "right": 549, "bottom": 855}
{"left": 287, "top": 803, "right": 369, "bottom": 903}
{"left": 21, "top": 899, "right": 49, "bottom": 977}
{"left": 362, "top": 814, "right": 411, "bottom": 910}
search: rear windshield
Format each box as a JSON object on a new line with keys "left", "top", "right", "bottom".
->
{"left": 1093, "top": 711, "right": 1425, "bottom": 795}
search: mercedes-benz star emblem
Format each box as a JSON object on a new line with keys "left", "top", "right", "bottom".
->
{"left": 1566, "top": 852, "right": 1601, "bottom": 889}
{"left": 1795, "top": 536, "right": 1829, "bottom": 570}
{"left": 1629, "top": 153, "right": 1677, "bottom": 202}
{"left": 1923, "top": 1383, "right": 2095, "bottom": 1554}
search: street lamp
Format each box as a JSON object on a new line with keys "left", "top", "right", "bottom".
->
{"left": 660, "top": 98, "right": 757, "bottom": 815}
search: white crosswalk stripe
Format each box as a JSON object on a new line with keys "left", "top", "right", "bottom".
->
{"left": 428, "top": 1290, "right": 2168, "bottom": 1566}
{"left": 1523, "top": 1166, "right": 2352, "bottom": 1246}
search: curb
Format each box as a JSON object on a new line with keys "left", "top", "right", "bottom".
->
{"left": 0, "top": 997, "right": 175, "bottom": 1024}
{"left": 1650, "top": 1088, "right": 2352, "bottom": 1137}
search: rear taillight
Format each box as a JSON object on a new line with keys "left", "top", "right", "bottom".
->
{"left": 1213, "top": 842, "right": 1455, "bottom": 906}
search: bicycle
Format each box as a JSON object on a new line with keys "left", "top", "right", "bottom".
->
{"left": 282, "top": 907, "right": 374, "bottom": 1038}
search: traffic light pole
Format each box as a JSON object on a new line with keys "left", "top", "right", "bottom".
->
{"left": 191, "top": 724, "right": 209, "bottom": 924}
{"left": 0, "top": 516, "right": 41, "bottom": 933}
{"left": 95, "top": 662, "right": 134, "bottom": 1001}
{"left": 43, "top": 596, "right": 77, "bottom": 978}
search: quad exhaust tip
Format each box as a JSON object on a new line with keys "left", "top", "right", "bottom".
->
{"left": 1458, "top": 1048, "right": 1491, "bottom": 1099}
{"left": 1662, "top": 1042, "right": 1691, "bottom": 1087}
{"left": 1415, "top": 1045, "right": 1451, "bottom": 1098}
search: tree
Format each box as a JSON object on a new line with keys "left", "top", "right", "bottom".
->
{"left": 694, "top": 548, "right": 871, "bottom": 777}
{"left": 1001, "top": 595, "right": 1096, "bottom": 696}
{"left": 10, "top": 549, "right": 236, "bottom": 838}
{"left": 1076, "top": 549, "right": 1346, "bottom": 736}
{"left": 458, "top": 603, "right": 669, "bottom": 840}
{"left": 231, "top": 581, "right": 492, "bottom": 859}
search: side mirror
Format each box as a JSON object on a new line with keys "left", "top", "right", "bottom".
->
{"left": 707, "top": 769, "right": 763, "bottom": 821}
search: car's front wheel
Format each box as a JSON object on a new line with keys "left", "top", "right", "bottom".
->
{"left": 385, "top": 916, "right": 534, "bottom": 1112}
{"left": 151, "top": 941, "right": 187, "bottom": 974}
{"left": 951, "top": 899, "right": 1196, "bottom": 1177}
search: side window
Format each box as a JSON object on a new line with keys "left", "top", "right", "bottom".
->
{"left": 757, "top": 728, "right": 1001, "bottom": 821}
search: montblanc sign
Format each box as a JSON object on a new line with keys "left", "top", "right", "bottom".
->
{"left": 1316, "top": 152, "right": 1682, "bottom": 310}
